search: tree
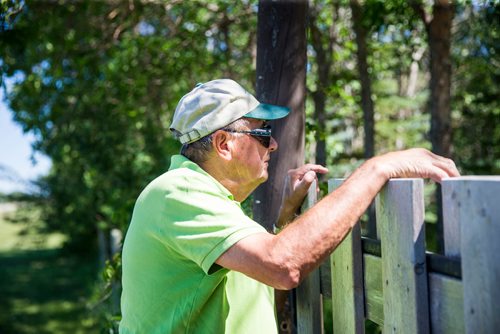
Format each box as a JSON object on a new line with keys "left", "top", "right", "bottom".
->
{"left": 413, "top": 0, "right": 454, "bottom": 159}
{"left": 413, "top": 0, "right": 454, "bottom": 253}
{"left": 452, "top": 3, "right": 500, "bottom": 175}
{"left": 309, "top": 0, "right": 335, "bottom": 168}
{"left": 350, "top": 0, "right": 375, "bottom": 160}
{"left": 254, "top": 1, "right": 308, "bottom": 332}
{"left": 350, "top": 0, "right": 378, "bottom": 237}
{"left": 1, "top": 1, "right": 258, "bottom": 251}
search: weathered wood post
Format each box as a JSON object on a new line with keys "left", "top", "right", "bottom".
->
{"left": 255, "top": 1, "right": 308, "bottom": 332}
{"left": 296, "top": 181, "right": 323, "bottom": 334}
{"left": 431, "top": 179, "right": 465, "bottom": 333}
{"left": 376, "top": 179, "right": 430, "bottom": 334}
{"left": 329, "top": 179, "right": 365, "bottom": 334}
{"left": 444, "top": 177, "right": 500, "bottom": 334}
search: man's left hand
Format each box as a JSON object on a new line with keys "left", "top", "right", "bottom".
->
{"left": 277, "top": 164, "right": 329, "bottom": 229}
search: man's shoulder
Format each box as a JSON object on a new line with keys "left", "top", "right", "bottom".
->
{"left": 155, "top": 166, "right": 212, "bottom": 189}
{"left": 141, "top": 166, "right": 223, "bottom": 200}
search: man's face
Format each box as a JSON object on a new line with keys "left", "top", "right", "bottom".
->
{"left": 229, "top": 118, "right": 278, "bottom": 188}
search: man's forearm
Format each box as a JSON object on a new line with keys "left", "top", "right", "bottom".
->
{"left": 271, "top": 158, "right": 388, "bottom": 281}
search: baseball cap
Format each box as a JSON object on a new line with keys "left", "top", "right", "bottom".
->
{"left": 169, "top": 79, "right": 290, "bottom": 144}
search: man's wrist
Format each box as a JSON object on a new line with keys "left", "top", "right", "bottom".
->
{"left": 365, "top": 156, "right": 391, "bottom": 181}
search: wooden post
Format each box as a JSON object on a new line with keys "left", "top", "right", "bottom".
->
{"left": 429, "top": 181, "right": 464, "bottom": 333}
{"left": 296, "top": 181, "right": 323, "bottom": 334}
{"left": 329, "top": 179, "right": 365, "bottom": 334}
{"left": 376, "top": 179, "right": 430, "bottom": 334}
{"left": 254, "top": 0, "right": 307, "bottom": 230}
{"left": 254, "top": 2, "right": 308, "bottom": 333}
{"left": 441, "top": 181, "right": 461, "bottom": 258}
{"left": 450, "top": 177, "right": 500, "bottom": 333}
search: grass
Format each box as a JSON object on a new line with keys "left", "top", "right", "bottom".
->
{"left": 0, "top": 203, "right": 101, "bottom": 334}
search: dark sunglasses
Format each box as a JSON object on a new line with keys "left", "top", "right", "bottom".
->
{"left": 222, "top": 125, "right": 272, "bottom": 148}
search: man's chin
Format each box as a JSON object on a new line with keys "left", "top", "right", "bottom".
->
{"left": 255, "top": 173, "right": 268, "bottom": 185}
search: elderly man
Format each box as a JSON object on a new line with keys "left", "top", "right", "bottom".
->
{"left": 119, "top": 79, "right": 459, "bottom": 333}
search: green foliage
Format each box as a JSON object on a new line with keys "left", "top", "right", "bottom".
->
{"left": 1, "top": 1, "right": 258, "bottom": 250}
{"left": 452, "top": 3, "right": 500, "bottom": 174}
{"left": 0, "top": 249, "right": 100, "bottom": 333}
{"left": 88, "top": 252, "right": 122, "bottom": 333}
{"left": 0, "top": 204, "right": 99, "bottom": 333}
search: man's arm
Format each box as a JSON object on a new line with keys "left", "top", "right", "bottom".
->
{"left": 216, "top": 148, "right": 460, "bottom": 290}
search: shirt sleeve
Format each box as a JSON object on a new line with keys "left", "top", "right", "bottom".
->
{"left": 154, "top": 173, "right": 267, "bottom": 275}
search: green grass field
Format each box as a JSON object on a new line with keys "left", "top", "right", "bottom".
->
{"left": 0, "top": 203, "right": 101, "bottom": 334}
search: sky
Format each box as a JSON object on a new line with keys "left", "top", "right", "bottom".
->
{"left": 0, "top": 88, "right": 51, "bottom": 194}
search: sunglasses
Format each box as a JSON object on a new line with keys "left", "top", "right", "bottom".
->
{"left": 222, "top": 125, "right": 272, "bottom": 148}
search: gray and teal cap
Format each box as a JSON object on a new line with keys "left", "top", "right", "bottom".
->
{"left": 169, "top": 79, "right": 290, "bottom": 144}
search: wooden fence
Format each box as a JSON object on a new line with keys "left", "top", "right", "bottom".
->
{"left": 296, "top": 177, "right": 500, "bottom": 334}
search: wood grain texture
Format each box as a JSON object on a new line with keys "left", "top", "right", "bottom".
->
{"left": 376, "top": 179, "right": 430, "bottom": 334}
{"left": 329, "top": 179, "right": 365, "bottom": 334}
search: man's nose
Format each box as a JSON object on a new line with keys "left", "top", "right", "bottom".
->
{"left": 269, "top": 137, "right": 278, "bottom": 152}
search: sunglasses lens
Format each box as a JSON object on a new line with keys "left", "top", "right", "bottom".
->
{"left": 252, "top": 134, "right": 271, "bottom": 148}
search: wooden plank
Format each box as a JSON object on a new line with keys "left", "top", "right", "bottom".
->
{"left": 428, "top": 272, "right": 464, "bottom": 334}
{"left": 364, "top": 254, "right": 383, "bottom": 325}
{"left": 376, "top": 179, "right": 430, "bottom": 334}
{"left": 296, "top": 181, "right": 323, "bottom": 334}
{"left": 319, "top": 258, "right": 332, "bottom": 298}
{"left": 441, "top": 181, "right": 461, "bottom": 258}
{"left": 362, "top": 253, "right": 465, "bottom": 333}
{"left": 449, "top": 177, "right": 500, "bottom": 333}
{"left": 329, "top": 179, "right": 365, "bottom": 334}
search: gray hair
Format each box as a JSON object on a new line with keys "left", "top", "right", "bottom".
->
{"left": 181, "top": 118, "right": 250, "bottom": 164}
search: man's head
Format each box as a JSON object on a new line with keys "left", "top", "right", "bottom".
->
{"left": 170, "top": 79, "right": 290, "bottom": 164}
{"left": 170, "top": 79, "right": 289, "bottom": 145}
{"left": 169, "top": 79, "right": 290, "bottom": 199}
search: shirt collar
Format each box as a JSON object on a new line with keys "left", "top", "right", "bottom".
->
{"left": 168, "top": 155, "right": 235, "bottom": 201}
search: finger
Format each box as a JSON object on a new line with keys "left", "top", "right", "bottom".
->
{"left": 432, "top": 159, "right": 461, "bottom": 178}
{"left": 303, "top": 164, "right": 329, "bottom": 174}
{"left": 423, "top": 150, "right": 461, "bottom": 176}
{"left": 303, "top": 170, "right": 316, "bottom": 183}
{"left": 293, "top": 171, "right": 316, "bottom": 197}
{"left": 428, "top": 168, "right": 451, "bottom": 183}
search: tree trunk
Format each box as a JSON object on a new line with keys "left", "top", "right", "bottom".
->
{"left": 429, "top": 1, "right": 453, "bottom": 254}
{"left": 414, "top": 0, "right": 454, "bottom": 254}
{"left": 351, "top": 0, "right": 377, "bottom": 238}
{"left": 428, "top": 1, "right": 453, "bottom": 159}
{"left": 255, "top": 1, "right": 308, "bottom": 333}
{"left": 406, "top": 46, "right": 426, "bottom": 97}
{"left": 309, "top": 7, "right": 332, "bottom": 168}
{"left": 312, "top": 92, "right": 327, "bottom": 167}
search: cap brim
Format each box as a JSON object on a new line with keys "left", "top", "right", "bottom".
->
{"left": 245, "top": 103, "right": 290, "bottom": 120}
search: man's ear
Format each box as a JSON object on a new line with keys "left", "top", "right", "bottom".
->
{"left": 212, "top": 130, "right": 233, "bottom": 161}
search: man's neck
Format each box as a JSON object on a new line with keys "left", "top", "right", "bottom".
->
{"left": 199, "top": 159, "right": 257, "bottom": 202}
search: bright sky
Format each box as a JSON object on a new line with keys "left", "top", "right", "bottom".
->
{"left": 0, "top": 88, "right": 51, "bottom": 194}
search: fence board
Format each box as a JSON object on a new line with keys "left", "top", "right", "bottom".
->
{"left": 442, "top": 182, "right": 461, "bottom": 258}
{"left": 428, "top": 272, "right": 464, "bottom": 334}
{"left": 329, "top": 179, "right": 364, "bottom": 334}
{"left": 447, "top": 177, "right": 500, "bottom": 334}
{"left": 376, "top": 179, "right": 429, "bottom": 334}
{"left": 364, "top": 254, "right": 383, "bottom": 325}
{"left": 296, "top": 181, "right": 323, "bottom": 334}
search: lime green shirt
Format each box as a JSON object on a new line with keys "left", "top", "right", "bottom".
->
{"left": 119, "top": 155, "right": 278, "bottom": 334}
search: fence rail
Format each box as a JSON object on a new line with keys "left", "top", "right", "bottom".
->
{"left": 296, "top": 177, "right": 500, "bottom": 334}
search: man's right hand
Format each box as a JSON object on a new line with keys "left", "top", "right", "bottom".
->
{"left": 372, "top": 148, "right": 460, "bottom": 182}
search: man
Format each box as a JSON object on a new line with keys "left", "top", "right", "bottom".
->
{"left": 119, "top": 79, "right": 459, "bottom": 333}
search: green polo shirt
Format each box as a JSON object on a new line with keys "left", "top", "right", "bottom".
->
{"left": 119, "top": 155, "right": 277, "bottom": 333}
